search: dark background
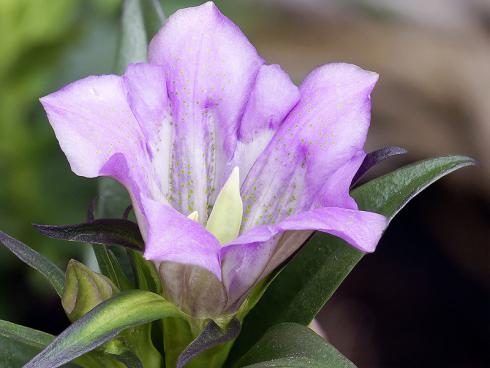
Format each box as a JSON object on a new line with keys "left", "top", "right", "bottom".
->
{"left": 0, "top": 1, "right": 488, "bottom": 367}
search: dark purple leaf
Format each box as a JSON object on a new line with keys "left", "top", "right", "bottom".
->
{"left": 351, "top": 146, "right": 407, "bottom": 187}
{"left": 33, "top": 219, "right": 144, "bottom": 251}
{"left": 177, "top": 319, "right": 240, "bottom": 368}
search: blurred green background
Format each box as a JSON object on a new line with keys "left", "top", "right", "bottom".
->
{"left": 0, "top": 1, "right": 488, "bottom": 367}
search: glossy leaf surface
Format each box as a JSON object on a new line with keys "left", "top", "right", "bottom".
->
{"left": 235, "top": 323, "right": 356, "bottom": 368}
{"left": 34, "top": 219, "right": 144, "bottom": 251}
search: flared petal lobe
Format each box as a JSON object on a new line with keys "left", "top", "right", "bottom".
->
{"left": 40, "top": 75, "right": 147, "bottom": 182}
{"left": 149, "top": 1, "right": 264, "bottom": 220}
{"left": 142, "top": 196, "right": 222, "bottom": 279}
{"left": 232, "top": 64, "right": 300, "bottom": 185}
{"left": 241, "top": 63, "right": 378, "bottom": 231}
{"left": 221, "top": 207, "right": 386, "bottom": 309}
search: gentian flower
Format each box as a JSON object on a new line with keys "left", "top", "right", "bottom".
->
{"left": 40, "top": 2, "right": 386, "bottom": 318}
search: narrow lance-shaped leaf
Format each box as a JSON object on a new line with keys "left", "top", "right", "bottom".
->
{"left": 92, "top": 245, "right": 133, "bottom": 290}
{"left": 24, "top": 290, "right": 185, "bottom": 368}
{"left": 177, "top": 319, "right": 241, "bottom": 368}
{"left": 351, "top": 146, "right": 407, "bottom": 187}
{"left": 0, "top": 321, "right": 100, "bottom": 368}
{"left": 228, "top": 155, "right": 476, "bottom": 363}
{"left": 109, "top": 351, "right": 143, "bottom": 368}
{"left": 115, "top": 0, "right": 148, "bottom": 74}
{"left": 0, "top": 320, "right": 53, "bottom": 349}
{"left": 88, "top": 198, "right": 133, "bottom": 290}
{"left": 234, "top": 323, "right": 356, "bottom": 368}
{"left": 0, "top": 230, "right": 64, "bottom": 297}
{"left": 33, "top": 219, "right": 144, "bottom": 251}
{"left": 140, "top": 0, "right": 166, "bottom": 38}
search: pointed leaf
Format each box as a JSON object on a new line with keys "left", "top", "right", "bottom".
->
{"left": 235, "top": 323, "right": 356, "bottom": 368}
{"left": 229, "top": 155, "right": 476, "bottom": 363}
{"left": 110, "top": 351, "right": 143, "bottom": 368}
{"left": 0, "top": 320, "right": 53, "bottom": 349}
{"left": 351, "top": 146, "right": 407, "bottom": 187}
{"left": 115, "top": 0, "right": 148, "bottom": 74}
{"left": 24, "top": 290, "right": 184, "bottom": 368}
{"left": 177, "top": 319, "right": 241, "bottom": 368}
{"left": 0, "top": 321, "right": 89, "bottom": 368}
{"left": 129, "top": 250, "right": 162, "bottom": 294}
{"left": 92, "top": 245, "right": 133, "bottom": 290}
{"left": 140, "top": 0, "right": 166, "bottom": 39}
{"left": 0, "top": 231, "right": 65, "bottom": 297}
{"left": 33, "top": 219, "right": 144, "bottom": 251}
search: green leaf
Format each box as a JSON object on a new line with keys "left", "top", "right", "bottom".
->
{"left": 177, "top": 319, "right": 241, "bottom": 368}
{"left": 140, "top": 0, "right": 166, "bottom": 38}
{"left": 0, "top": 320, "right": 53, "bottom": 349}
{"left": 96, "top": 179, "right": 135, "bottom": 286}
{"left": 92, "top": 245, "right": 133, "bottom": 290}
{"left": 33, "top": 219, "right": 144, "bottom": 251}
{"left": 0, "top": 230, "right": 64, "bottom": 297}
{"left": 0, "top": 335, "right": 49, "bottom": 368}
{"left": 129, "top": 250, "right": 162, "bottom": 294}
{"left": 115, "top": 0, "right": 148, "bottom": 74}
{"left": 351, "top": 146, "right": 407, "bottom": 187}
{"left": 229, "top": 155, "right": 475, "bottom": 363}
{"left": 109, "top": 351, "right": 143, "bottom": 368}
{"left": 24, "top": 290, "right": 184, "bottom": 368}
{"left": 235, "top": 323, "right": 356, "bottom": 368}
{"left": 0, "top": 321, "right": 85, "bottom": 368}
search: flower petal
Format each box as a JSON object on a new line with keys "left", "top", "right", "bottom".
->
{"left": 148, "top": 1, "right": 263, "bottom": 219}
{"left": 241, "top": 63, "right": 378, "bottom": 231}
{"left": 122, "top": 63, "right": 174, "bottom": 203}
{"left": 141, "top": 195, "right": 222, "bottom": 280}
{"left": 40, "top": 75, "right": 147, "bottom": 181}
{"left": 232, "top": 64, "right": 300, "bottom": 185}
{"left": 40, "top": 71, "right": 174, "bottom": 240}
{"left": 221, "top": 207, "right": 386, "bottom": 310}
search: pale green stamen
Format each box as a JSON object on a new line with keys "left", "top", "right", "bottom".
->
{"left": 206, "top": 167, "right": 243, "bottom": 245}
{"left": 187, "top": 211, "right": 199, "bottom": 222}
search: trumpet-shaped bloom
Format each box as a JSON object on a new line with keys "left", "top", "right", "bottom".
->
{"left": 40, "top": 2, "right": 386, "bottom": 317}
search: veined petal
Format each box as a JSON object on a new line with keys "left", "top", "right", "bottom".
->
{"left": 149, "top": 1, "right": 263, "bottom": 220}
{"left": 40, "top": 75, "right": 161, "bottom": 208}
{"left": 221, "top": 207, "right": 386, "bottom": 309}
{"left": 232, "top": 64, "right": 300, "bottom": 185}
{"left": 40, "top": 75, "right": 146, "bottom": 180}
{"left": 318, "top": 150, "right": 365, "bottom": 209}
{"left": 122, "top": 63, "right": 174, "bottom": 203}
{"left": 241, "top": 63, "right": 378, "bottom": 231}
{"left": 141, "top": 196, "right": 222, "bottom": 280}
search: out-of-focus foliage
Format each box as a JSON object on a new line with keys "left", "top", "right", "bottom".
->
{"left": 0, "top": 0, "right": 120, "bottom": 316}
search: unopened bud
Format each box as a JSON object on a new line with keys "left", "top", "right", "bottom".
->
{"left": 62, "top": 259, "right": 118, "bottom": 321}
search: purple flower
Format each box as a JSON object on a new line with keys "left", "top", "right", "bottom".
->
{"left": 40, "top": 2, "right": 386, "bottom": 317}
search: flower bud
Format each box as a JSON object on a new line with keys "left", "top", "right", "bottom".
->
{"left": 62, "top": 259, "right": 118, "bottom": 321}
